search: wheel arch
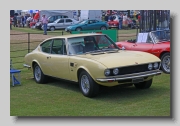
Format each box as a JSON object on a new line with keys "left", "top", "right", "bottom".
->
{"left": 100, "top": 25, "right": 107, "bottom": 29}
{"left": 77, "top": 67, "right": 93, "bottom": 82}
{"left": 32, "top": 60, "right": 43, "bottom": 72}
{"left": 160, "top": 51, "right": 170, "bottom": 59}
{"left": 75, "top": 27, "right": 82, "bottom": 30}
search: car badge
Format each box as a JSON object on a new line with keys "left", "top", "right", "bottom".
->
{"left": 135, "top": 62, "right": 138, "bottom": 64}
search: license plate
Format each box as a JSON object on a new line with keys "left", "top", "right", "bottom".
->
{"left": 132, "top": 78, "right": 144, "bottom": 83}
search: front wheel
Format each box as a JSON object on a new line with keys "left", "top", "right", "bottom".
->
{"left": 134, "top": 79, "right": 152, "bottom": 89}
{"left": 161, "top": 52, "right": 170, "bottom": 74}
{"left": 75, "top": 27, "right": 82, "bottom": 31}
{"left": 33, "top": 64, "right": 47, "bottom": 84}
{"left": 79, "top": 71, "right": 99, "bottom": 98}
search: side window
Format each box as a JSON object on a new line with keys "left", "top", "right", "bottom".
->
{"left": 89, "top": 20, "right": 93, "bottom": 24}
{"left": 58, "top": 19, "right": 64, "bottom": 23}
{"left": 52, "top": 39, "right": 67, "bottom": 55}
{"left": 66, "top": 19, "right": 72, "bottom": 23}
{"left": 41, "top": 40, "right": 53, "bottom": 53}
{"left": 147, "top": 34, "right": 153, "bottom": 43}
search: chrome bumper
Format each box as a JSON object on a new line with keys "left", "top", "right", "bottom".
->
{"left": 23, "top": 64, "right": 31, "bottom": 68}
{"left": 96, "top": 70, "right": 162, "bottom": 82}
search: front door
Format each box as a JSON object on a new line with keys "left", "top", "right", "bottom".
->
{"left": 49, "top": 39, "right": 70, "bottom": 80}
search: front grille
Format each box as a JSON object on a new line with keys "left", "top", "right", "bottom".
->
{"left": 110, "top": 64, "right": 149, "bottom": 76}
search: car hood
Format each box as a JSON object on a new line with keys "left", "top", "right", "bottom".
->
{"left": 47, "top": 23, "right": 56, "bottom": 26}
{"left": 76, "top": 50, "right": 160, "bottom": 68}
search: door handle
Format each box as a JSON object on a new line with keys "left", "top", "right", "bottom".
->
{"left": 47, "top": 56, "right": 51, "bottom": 59}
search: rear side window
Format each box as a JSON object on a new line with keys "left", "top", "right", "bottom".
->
{"left": 41, "top": 39, "right": 53, "bottom": 53}
{"left": 66, "top": 19, "right": 73, "bottom": 23}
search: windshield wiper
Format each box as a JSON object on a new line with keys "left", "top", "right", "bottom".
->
{"left": 85, "top": 50, "right": 104, "bottom": 54}
{"left": 101, "top": 48, "right": 119, "bottom": 52}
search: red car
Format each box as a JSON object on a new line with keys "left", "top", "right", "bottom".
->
{"left": 107, "top": 15, "right": 119, "bottom": 29}
{"left": 116, "top": 30, "right": 170, "bottom": 74}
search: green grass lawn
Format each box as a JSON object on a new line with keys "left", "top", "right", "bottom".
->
{"left": 10, "top": 28, "right": 170, "bottom": 116}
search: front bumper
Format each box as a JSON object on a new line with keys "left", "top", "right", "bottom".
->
{"left": 109, "top": 25, "right": 118, "bottom": 28}
{"left": 96, "top": 70, "right": 162, "bottom": 83}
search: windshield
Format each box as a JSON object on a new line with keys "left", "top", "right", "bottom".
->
{"left": 67, "top": 35, "right": 120, "bottom": 55}
{"left": 77, "top": 20, "right": 87, "bottom": 24}
{"left": 151, "top": 30, "right": 170, "bottom": 43}
{"left": 53, "top": 19, "right": 59, "bottom": 23}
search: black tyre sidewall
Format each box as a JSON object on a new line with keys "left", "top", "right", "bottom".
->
{"left": 134, "top": 79, "right": 152, "bottom": 89}
{"left": 161, "top": 52, "right": 170, "bottom": 74}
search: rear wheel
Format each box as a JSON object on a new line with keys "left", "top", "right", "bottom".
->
{"left": 33, "top": 64, "right": 47, "bottom": 84}
{"left": 100, "top": 26, "right": 107, "bottom": 30}
{"left": 79, "top": 71, "right": 99, "bottom": 98}
{"left": 134, "top": 79, "right": 152, "bottom": 89}
{"left": 161, "top": 52, "right": 170, "bottom": 74}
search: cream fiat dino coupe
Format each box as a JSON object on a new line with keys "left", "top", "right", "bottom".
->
{"left": 24, "top": 33, "right": 162, "bottom": 98}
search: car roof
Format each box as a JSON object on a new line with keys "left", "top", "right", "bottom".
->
{"left": 44, "top": 33, "right": 105, "bottom": 40}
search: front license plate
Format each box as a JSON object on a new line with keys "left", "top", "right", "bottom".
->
{"left": 132, "top": 78, "right": 144, "bottom": 83}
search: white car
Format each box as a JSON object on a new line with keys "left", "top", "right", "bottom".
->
{"left": 42, "top": 18, "right": 79, "bottom": 31}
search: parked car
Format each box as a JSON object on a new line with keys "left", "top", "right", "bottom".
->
{"left": 65, "top": 19, "right": 109, "bottom": 32}
{"left": 42, "top": 18, "right": 79, "bottom": 31}
{"left": 35, "top": 15, "right": 68, "bottom": 30}
{"left": 116, "top": 30, "right": 170, "bottom": 74}
{"left": 107, "top": 15, "right": 119, "bottom": 29}
{"left": 24, "top": 33, "right": 162, "bottom": 98}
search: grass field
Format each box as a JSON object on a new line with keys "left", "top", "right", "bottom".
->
{"left": 10, "top": 27, "right": 170, "bottom": 116}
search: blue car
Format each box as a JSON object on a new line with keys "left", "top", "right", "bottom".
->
{"left": 65, "top": 19, "right": 109, "bottom": 32}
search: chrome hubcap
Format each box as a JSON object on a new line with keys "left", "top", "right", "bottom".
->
{"left": 81, "top": 75, "right": 90, "bottom": 94}
{"left": 162, "top": 55, "right": 170, "bottom": 73}
{"left": 35, "top": 66, "right": 41, "bottom": 81}
{"left": 101, "top": 27, "right": 106, "bottom": 30}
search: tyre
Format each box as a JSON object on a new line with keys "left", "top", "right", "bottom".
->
{"left": 79, "top": 71, "right": 99, "bottom": 98}
{"left": 75, "top": 27, "right": 82, "bottom": 31}
{"left": 33, "top": 64, "right": 47, "bottom": 84}
{"left": 161, "top": 52, "right": 170, "bottom": 74}
{"left": 100, "top": 26, "right": 107, "bottom": 30}
{"left": 134, "top": 79, "right": 152, "bottom": 89}
{"left": 50, "top": 26, "right": 55, "bottom": 31}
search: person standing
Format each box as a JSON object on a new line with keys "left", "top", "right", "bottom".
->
{"left": 13, "top": 15, "right": 17, "bottom": 27}
{"left": 104, "top": 14, "right": 109, "bottom": 22}
{"left": 21, "top": 16, "right": 25, "bottom": 28}
{"left": 123, "top": 14, "right": 127, "bottom": 27}
{"left": 118, "top": 13, "right": 123, "bottom": 30}
{"left": 41, "top": 14, "right": 49, "bottom": 35}
{"left": 10, "top": 17, "right": 12, "bottom": 30}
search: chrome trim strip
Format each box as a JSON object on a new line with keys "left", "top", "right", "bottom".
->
{"left": 96, "top": 70, "right": 162, "bottom": 82}
{"left": 23, "top": 64, "right": 31, "bottom": 68}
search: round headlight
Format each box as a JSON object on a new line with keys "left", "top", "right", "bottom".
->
{"left": 104, "top": 69, "right": 110, "bottom": 76}
{"left": 113, "top": 68, "right": 119, "bottom": 75}
{"left": 148, "top": 63, "right": 153, "bottom": 70}
{"left": 153, "top": 62, "right": 159, "bottom": 69}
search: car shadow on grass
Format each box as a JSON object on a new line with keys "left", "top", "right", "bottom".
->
{"left": 35, "top": 77, "right": 160, "bottom": 100}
